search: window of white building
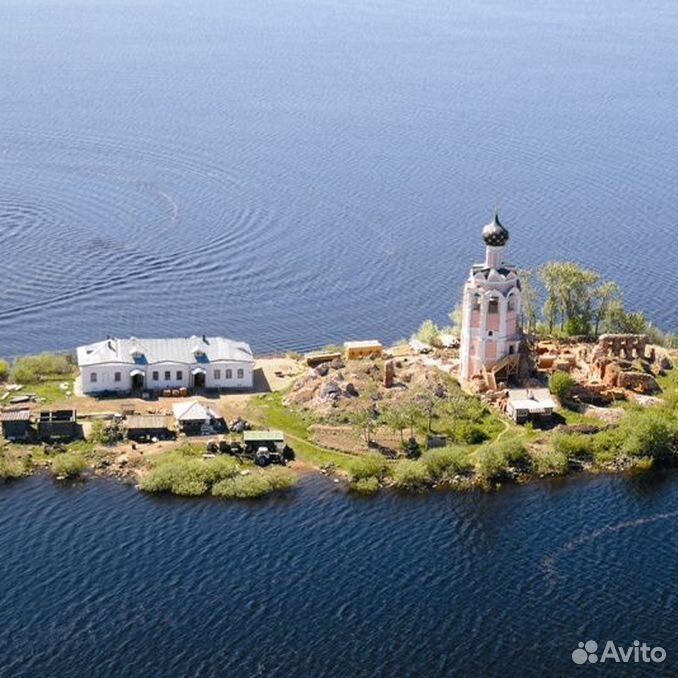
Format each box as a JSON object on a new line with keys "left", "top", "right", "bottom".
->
{"left": 214, "top": 369, "right": 221, "bottom": 380}
{"left": 237, "top": 368, "right": 244, "bottom": 379}
{"left": 225, "top": 369, "right": 232, "bottom": 379}
{"left": 90, "top": 372, "right": 97, "bottom": 383}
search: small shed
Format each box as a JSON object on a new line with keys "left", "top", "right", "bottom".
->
{"left": 1, "top": 409, "right": 32, "bottom": 441}
{"left": 38, "top": 410, "right": 79, "bottom": 440}
{"left": 344, "top": 340, "right": 383, "bottom": 360}
{"left": 172, "top": 401, "right": 222, "bottom": 435}
{"left": 124, "top": 414, "right": 174, "bottom": 442}
{"left": 506, "top": 389, "right": 555, "bottom": 424}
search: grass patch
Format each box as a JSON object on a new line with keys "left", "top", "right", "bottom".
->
{"left": 10, "top": 353, "right": 74, "bottom": 383}
{"left": 350, "top": 476, "right": 381, "bottom": 494}
{"left": 533, "top": 449, "right": 569, "bottom": 476}
{"left": 420, "top": 447, "right": 472, "bottom": 480}
{"left": 212, "top": 468, "right": 296, "bottom": 499}
{"left": 391, "top": 459, "right": 431, "bottom": 492}
{"left": 347, "top": 453, "right": 390, "bottom": 492}
{"left": 0, "top": 450, "right": 30, "bottom": 479}
{"left": 140, "top": 453, "right": 296, "bottom": 499}
{"left": 51, "top": 453, "right": 87, "bottom": 478}
{"left": 248, "top": 392, "right": 357, "bottom": 471}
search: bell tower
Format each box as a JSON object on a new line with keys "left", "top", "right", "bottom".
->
{"left": 459, "top": 213, "right": 522, "bottom": 385}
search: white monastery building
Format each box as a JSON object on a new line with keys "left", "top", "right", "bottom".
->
{"left": 76, "top": 335, "right": 254, "bottom": 394}
{"left": 459, "top": 213, "right": 522, "bottom": 384}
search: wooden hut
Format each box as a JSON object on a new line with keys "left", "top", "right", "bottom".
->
{"left": 124, "top": 414, "right": 175, "bottom": 442}
{"left": 1, "top": 409, "right": 32, "bottom": 441}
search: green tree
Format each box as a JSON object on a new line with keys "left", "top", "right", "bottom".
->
{"left": 401, "top": 400, "right": 424, "bottom": 438}
{"left": 413, "top": 319, "right": 440, "bottom": 346}
{"left": 351, "top": 406, "right": 378, "bottom": 446}
{"left": 621, "top": 410, "right": 678, "bottom": 460}
{"left": 539, "top": 261, "right": 600, "bottom": 334}
{"left": 603, "top": 302, "right": 648, "bottom": 334}
{"left": 381, "top": 403, "right": 408, "bottom": 444}
{"left": 592, "top": 280, "right": 622, "bottom": 335}
{"left": 415, "top": 387, "right": 445, "bottom": 433}
{"left": 549, "top": 371, "right": 575, "bottom": 402}
{"left": 447, "top": 305, "right": 464, "bottom": 337}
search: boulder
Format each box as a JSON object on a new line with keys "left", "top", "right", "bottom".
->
{"left": 617, "top": 371, "right": 660, "bottom": 395}
{"left": 320, "top": 381, "right": 341, "bottom": 399}
{"left": 344, "top": 382, "right": 359, "bottom": 397}
{"left": 434, "top": 383, "right": 446, "bottom": 398}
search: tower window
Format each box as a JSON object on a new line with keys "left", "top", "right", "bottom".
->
{"left": 507, "top": 296, "right": 516, "bottom": 312}
{"left": 472, "top": 294, "right": 482, "bottom": 312}
{"left": 488, "top": 298, "right": 499, "bottom": 314}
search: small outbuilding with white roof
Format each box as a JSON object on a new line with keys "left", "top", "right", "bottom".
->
{"left": 506, "top": 388, "right": 556, "bottom": 424}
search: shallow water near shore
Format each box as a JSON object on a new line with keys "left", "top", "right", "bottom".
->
{"left": 0, "top": 0, "right": 676, "bottom": 356}
{"left": 0, "top": 471, "right": 675, "bottom": 677}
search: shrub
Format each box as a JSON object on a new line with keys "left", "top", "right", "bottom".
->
{"left": 493, "top": 438, "right": 530, "bottom": 465}
{"left": 533, "top": 449, "right": 568, "bottom": 475}
{"left": 51, "top": 454, "right": 87, "bottom": 478}
{"left": 391, "top": 460, "right": 431, "bottom": 492}
{"left": 590, "top": 429, "right": 624, "bottom": 460}
{"left": 474, "top": 445, "right": 508, "bottom": 481}
{"left": 349, "top": 476, "right": 380, "bottom": 494}
{"left": 552, "top": 433, "right": 591, "bottom": 459}
{"left": 212, "top": 474, "right": 270, "bottom": 499}
{"left": 0, "top": 359, "right": 9, "bottom": 381}
{"left": 549, "top": 371, "right": 575, "bottom": 402}
{"left": 89, "top": 420, "right": 111, "bottom": 445}
{"left": 421, "top": 447, "right": 472, "bottom": 479}
{"left": 0, "top": 453, "right": 28, "bottom": 479}
{"left": 629, "top": 456, "right": 654, "bottom": 472}
{"left": 11, "top": 352, "right": 73, "bottom": 383}
{"left": 204, "top": 456, "right": 241, "bottom": 483}
{"left": 413, "top": 319, "right": 440, "bottom": 346}
{"left": 264, "top": 467, "right": 297, "bottom": 491}
{"left": 348, "top": 453, "right": 388, "bottom": 482}
{"left": 139, "top": 458, "right": 210, "bottom": 495}
{"left": 620, "top": 410, "right": 678, "bottom": 460}
{"left": 141, "top": 454, "right": 295, "bottom": 499}
{"left": 453, "top": 421, "right": 488, "bottom": 445}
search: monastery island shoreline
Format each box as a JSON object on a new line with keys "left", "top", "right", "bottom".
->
{"left": 2, "top": 214, "right": 677, "bottom": 500}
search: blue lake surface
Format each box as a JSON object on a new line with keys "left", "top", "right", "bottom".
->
{"left": 0, "top": 472, "right": 676, "bottom": 678}
{"left": 0, "top": 0, "right": 676, "bottom": 356}
{"left": 0, "top": 2, "right": 676, "bottom": 677}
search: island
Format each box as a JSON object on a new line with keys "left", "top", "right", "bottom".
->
{"left": 1, "top": 213, "right": 676, "bottom": 499}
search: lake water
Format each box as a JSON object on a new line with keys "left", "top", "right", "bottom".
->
{"left": 0, "top": 472, "right": 676, "bottom": 678}
{"left": 0, "top": 0, "right": 676, "bottom": 356}
{"left": 0, "top": 3, "right": 676, "bottom": 677}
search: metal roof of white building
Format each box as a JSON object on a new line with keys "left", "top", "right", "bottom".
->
{"left": 507, "top": 388, "right": 556, "bottom": 411}
{"left": 344, "top": 340, "right": 382, "bottom": 349}
{"left": 77, "top": 336, "right": 254, "bottom": 367}
{"left": 172, "top": 401, "right": 218, "bottom": 421}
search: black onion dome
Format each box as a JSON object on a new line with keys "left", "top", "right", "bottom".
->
{"left": 482, "top": 212, "right": 509, "bottom": 247}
